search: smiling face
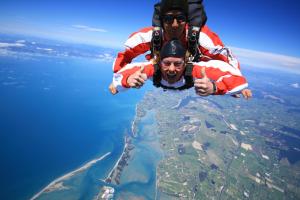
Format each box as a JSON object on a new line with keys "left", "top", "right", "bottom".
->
{"left": 160, "top": 57, "right": 185, "bottom": 84}
{"left": 162, "top": 10, "right": 187, "bottom": 40}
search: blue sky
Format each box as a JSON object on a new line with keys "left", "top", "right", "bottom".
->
{"left": 0, "top": 0, "right": 300, "bottom": 58}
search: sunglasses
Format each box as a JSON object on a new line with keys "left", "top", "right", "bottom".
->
{"left": 162, "top": 14, "right": 187, "bottom": 24}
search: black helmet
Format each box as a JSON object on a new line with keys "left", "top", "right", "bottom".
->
{"left": 160, "top": 40, "right": 186, "bottom": 60}
{"left": 160, "top": 0, "right": 188, "bottom": 16}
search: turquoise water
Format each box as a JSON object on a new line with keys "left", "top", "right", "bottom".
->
{"left": 0, "top": 56, "right": 146, "bottom": 200}
{"left": 115, "top": 110, "right": 163, "bottom": 199}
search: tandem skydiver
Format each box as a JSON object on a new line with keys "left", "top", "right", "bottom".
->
{"left": 109, "top": 0, "right": 252, "bottom": 98}
{"left": 112, "top": 39, "right": 249, "bottom": 97}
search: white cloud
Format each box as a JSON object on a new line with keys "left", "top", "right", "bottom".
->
{"left": 36, "top": 47, "right": 53, "bottom": 51}
{"left": 97, "top": 53, "right": 114, "bottom": 62}
{"left": 16, "top": 40, "right": 26, "bottom": 43}
{"left": 0, "top": 42, "right": 25, "bottom": 48}
{"left": 230, "top": 47, "right": 300, "bottom": 74}
{"left": 291, "top": 83, "right": 299, "bottom": 88}
{"left": 72, "top": 25, "right": 107, "bottom": 33}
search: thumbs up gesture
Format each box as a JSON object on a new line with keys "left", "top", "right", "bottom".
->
{"left": 194, "top": 67, "right": 215, "bottom": 96}
{"left": 127, "top": 65, "right": 148, "bottom": 88}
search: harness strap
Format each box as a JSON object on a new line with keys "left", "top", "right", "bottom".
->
{"left": 187, "top": 26, "right": 201, "bottom": 62}
{"left": 184, "top": 62, "right": 194, "bottom": 88}
{"left": 153, "top": 63, "right": 162, "bottom": 87}
{"left": 151, "top": 27, "right": 163, "bottom": 60}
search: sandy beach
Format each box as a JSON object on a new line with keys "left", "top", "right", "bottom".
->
{"left": 105, "top": 136, "right": 128, "bottom": 181}
{"left": 131, "top": 104, "right": 138, "bottom": 137}
{"left": 30, "top": 152, "right": 111, "bottom": 200}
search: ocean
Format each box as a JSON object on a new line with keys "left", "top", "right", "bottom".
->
{"left": 0, "top": 56, "right": 146, "bottom": 200}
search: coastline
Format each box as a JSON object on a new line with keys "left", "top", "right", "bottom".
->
{"left": 104, "top": 136, "right": 134, "bottom": 184}
{"left": 95, "top": 136, "right": 133, "bottom": 199}
{"left": 131, "top": 104, "right": 138, "bottom": 137}
{"left": 105, "top": 136, "right": 128, "bottom": 181}
{"left": 30, "top": 152, "right": 111, "bottom": 200}
{"left": 99, "top": 101, "right": 163, "bottom": 199}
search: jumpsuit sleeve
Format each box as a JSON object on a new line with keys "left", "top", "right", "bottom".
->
{"left": 192, "top": 60, "right": 248, "bottom": 95}
{"left": 199, "top": 25, "right": 241, "bottom": 71}
{"left": 112, "top": 61, "right": 155, "bottom": 92}
{"left": 112, "top": 27, "right": 153, "bottom": 73}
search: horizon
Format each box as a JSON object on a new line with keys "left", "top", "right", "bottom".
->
{"left": 1, "top": 32, "right": 300, "bottom": 75}
{"left": 0, "top": 0, "right": 299, "bottom": 53}
{"left": 1, "top": 0, "right": 300, "bottom": 74}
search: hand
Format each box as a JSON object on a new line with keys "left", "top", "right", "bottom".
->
{"left": 241, "top": 89, "right": 252, "bottom": 100}
{"left": 109, "top": 82, "right": 118, "bottom": 95}
{"left": 194, "top": 68, "right": 214, "bottom": 96}
{"left": 127, "top": 65, "right": 147, "bottom": 88}
{"left": 231, "top": 89, "right": 252, "bottom": 99}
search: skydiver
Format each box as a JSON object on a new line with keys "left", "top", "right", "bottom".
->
{"left": 109, "top": 0, "right": 252, "bottom": 98}
{"left": 112, "top": 39, "right": 250, "bottom": 98}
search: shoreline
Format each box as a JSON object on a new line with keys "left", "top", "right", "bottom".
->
{"left": 131, "top": 104, "right": 138, "bottom": 137}
{"left": 105, "top": 136, "right": 128, "bottom": 180}
{"left": 30, "top": 152, "right": 111, "bottom": 200}
{"left": 95, "top": 136, "right": 132, "bottom": 199}
{"left": 104, "top": 135, "right": 133, "bottom": 184}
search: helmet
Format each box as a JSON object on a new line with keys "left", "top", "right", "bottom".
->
{"left": 160, "top": 0, "right": 188, "bottom": 16}
{"left": 160, "top": 40, "right": 186, "bottom": 60}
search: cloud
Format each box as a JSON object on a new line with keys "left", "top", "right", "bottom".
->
{"left": 97, "top": 53, "right": 114, "bottom": 62}
{"left": 230, "top": 47, "right": 300, "bottom": 74}
{"left": 0, "top": 42, "right": 25, "bottom": 48}
{"left": 72, "top": 25, "right": 107, "bottom": 33}
{"left": 36, "top": 47, "right": 53, "bottom": 51}
{"left": 291, "top": 83, "right": 299, "bottom": 88}
{"left": 0, "top": 39, "right": 114, "bottom": 62}
{"left": 16, "top": 40, "right": 26, "bottom": 43}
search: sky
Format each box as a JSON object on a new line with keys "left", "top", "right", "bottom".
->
{"left": 0, "top": 0, "right": 300, "bottom": 68}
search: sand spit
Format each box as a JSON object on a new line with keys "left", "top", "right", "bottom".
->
{"left": 30, "top": 152, "right": 111, "bottom": 200}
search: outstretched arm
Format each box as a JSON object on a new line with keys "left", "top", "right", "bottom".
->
{"left": 127, "top": 65, "right": 148, "bottom": 88}
{"left": 113, "top": 27, "right": 153, "bottom": 73}
{"left": 199, "top": 26, "right": 241, "bottom": 71}
{"left": 198, "top": 26, "right": 253, "bottom": 99}
{"left": 194, "top": 68, "right": 216, "bottom": 96}
{"left": 193, "top": 60, "right": 248, "bottom": 96}
{"left": 112, "top": 62, "right": 154, "bottom": 93}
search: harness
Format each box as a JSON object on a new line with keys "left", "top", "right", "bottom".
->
{"left": 153, "top": 62, "right": 194, "bottom": 90}
{"left": 187, "top": 26, "right": 201, "bottom": 62}
{"left": 151, "top": 28, "right": 201, "bottom": 63}
{"left": 151, "top": 27, "right": 163, "bottom": 61}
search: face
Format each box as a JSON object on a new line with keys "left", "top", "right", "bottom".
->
{"left": 160, "top": 57, "right": 185, "bottom": 84}
{"left": 162, "top": 10, "right": 187, "bottom": 40}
